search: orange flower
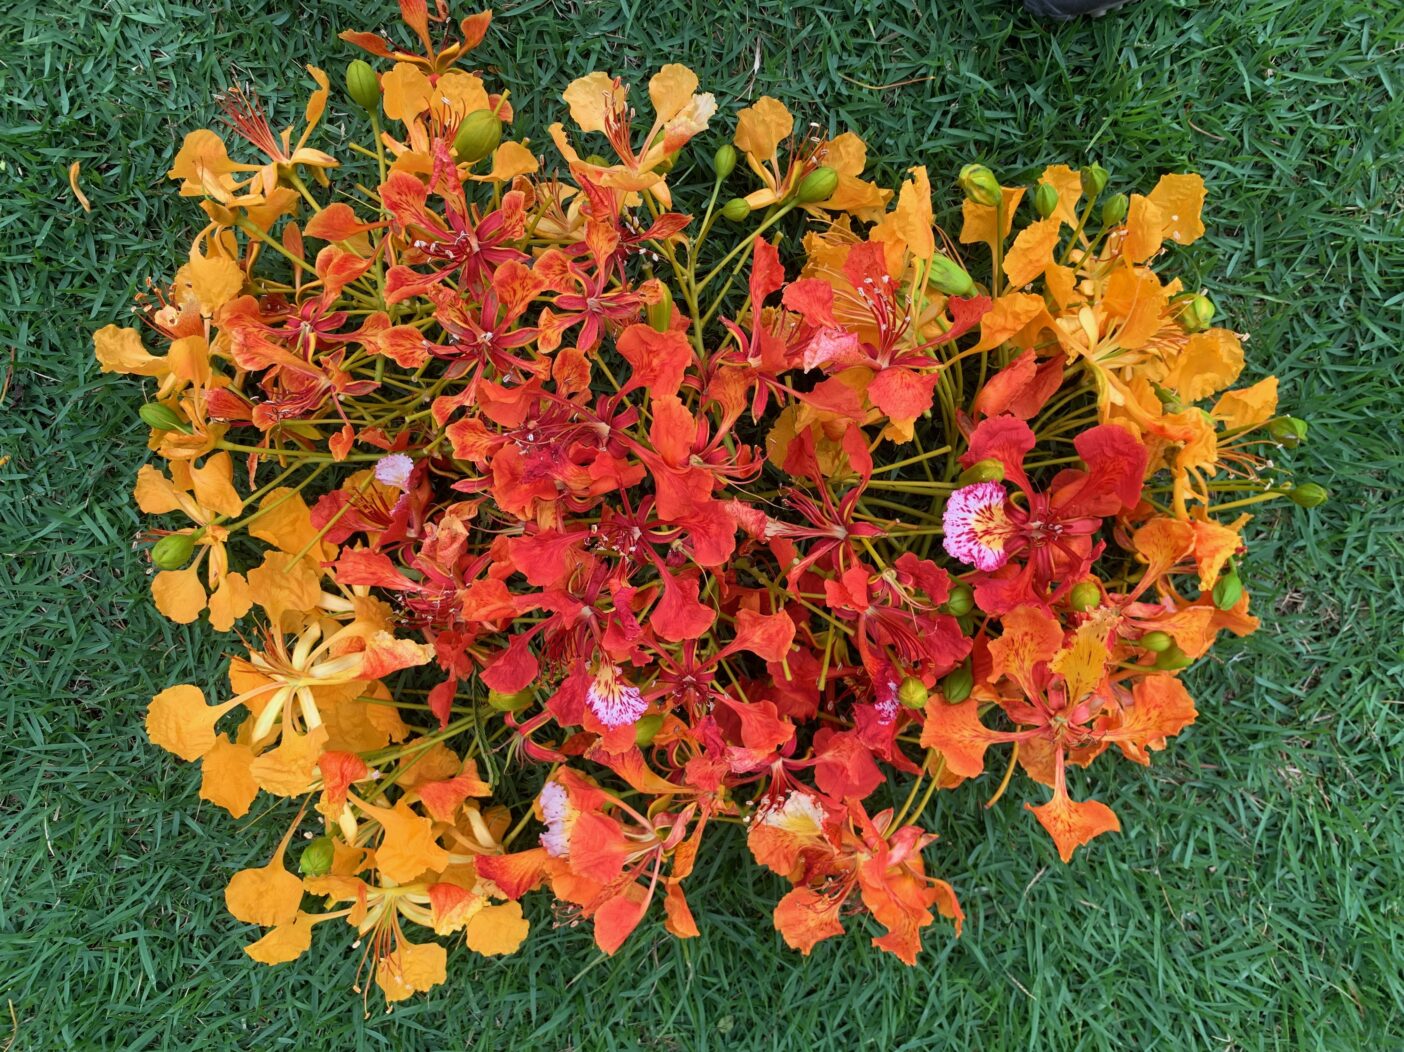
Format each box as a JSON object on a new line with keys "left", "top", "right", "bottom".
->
{"left": 767, "top": 800, "right": 962, "bottom": 963}
{"left": 341, "top": 5, "right": 494, "bottom": 76}
{"left": 134, "top": 452, "right": 251, "bottom": 630}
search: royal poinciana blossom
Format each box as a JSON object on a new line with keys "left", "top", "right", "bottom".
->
{"left": 98, "top": 2, "right": 1324, "bottom": 1003}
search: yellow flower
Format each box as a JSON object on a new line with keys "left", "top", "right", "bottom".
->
{"left": 167, "top": 67, "right": 338, "bottom": 204}
{"left": 134, "top": 452, "right": 251, "bottom": 630}
{"left": 551, "top": 65, "right": 715, "bottom": 208}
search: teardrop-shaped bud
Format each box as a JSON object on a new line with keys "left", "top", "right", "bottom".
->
{"left": 1101, "top": 192, "right": 1129, "bottom": 226}
{"left": 1034, "top": 182, "right": 1059, "bottom": 218}
{"left": 941, "top": 664, "right": 974, "bottom": 704}
{"left": 795, "top": 166, "right": 839, "bottom": 204}
{"left": 721, "top": 197, "right": 751, "bottom": 222}
{"left": 713, "top": 144, "right": 738, "bottom": 180}
{"left": 345, "top": 60, "right": 381, "bottom": 111}
{"left": 958, "top": 163, "right": 1001, "bottom": 207}
{"left": 1267, "top": 416, "right": 1308, "bottom": 447}
{"left": 487, "top": 688, "right": 533, "bottom": 712}
{"left": 453, "top": 110, "right": 503, "bottom": 164}
{"left": 151, "top": 532, "right": 196, "bottom": 570}
{"left": 927, "top": 255, "right": 975, "bottom": 297}
{"left": 943, "top": 584, "right": 975, "bottom": 617}
{"left": 1081, "top": 163, "right": 1109, "bottom": 198}
{"left": 299, "top": 836, "right": 336, "bottom": 877}
{"left": 139, "top": 403, "right": 190, "bottom": 433}
{"left": 634, "top": 713, "right": 664, "bottom": 747}
{"left": 1180, "top": 294, "right": 1215, "bottom": 332}
{"left": 897, "top": 677, "right": 929, "bottom": 710}
{"left": 1154, "top": 644, "right": 1194, "bottom": 671}
{"left": 1212, "top": 573, "right": 1243, "bottom": 611}
{"left": 647, "top": 283, "right": 674, "bottom": 333}
{"left": 1068, "top": 581, "right": 1101, "bottom": 612}
{"left": 957, "top": 459, "right": 1005, "bottom": 485}
{"left": 1288, "top": 483, "right": 1328, "bottom": 508}
{"left": 1139, "top": 630, "right": 1173, "bottom": 653}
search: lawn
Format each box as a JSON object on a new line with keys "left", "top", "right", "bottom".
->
{"left": 2, "top": 0, "right": 1402, "bottom": 1048}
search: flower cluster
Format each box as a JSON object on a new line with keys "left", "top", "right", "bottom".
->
{"left": 99, "top": 4, "right": 1323, "bottom": 1003}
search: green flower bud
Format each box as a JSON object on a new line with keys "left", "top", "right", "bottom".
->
{"left": 452, "top": 110, "right": 503, "bottom": 164}
{"left": 634, "top": 713, "right": 664, "bottom": 747}
{"left": 1212, "top": 572, "right": 1243, "bottom": 610}
{"left": 957, "top": 459, "right": 1005, "bottom": 485}
{"left": 897, "top": 676, "right": 929, "bottom": 710}
{"left": 1180, "top": 294, "right": 1215, "bottom": 333}
{"left": 795, "top": 166, "right": 839, "bottom": 204}
{"left": 139, "top": 403, "right": 190, "bottom": 433}
{"left": 958, "top": 163, "right": 1001, "bottom": 207}
{"left": 1081, "top": 163, "right": 1109, "bottom": 198}
{"left": 713, "top": 144, "right": 738, "bottom": 180}
{"left": 941, "top": 664, "right": 974, "bottom": 704}
{"left": 926, "top": 256, "right": 975, "bottom": 297}
{"left": 299, "top": 836, "right": 335, "bottom": 877}
{"left": 345, "top": 60, "right": 381, "bottom": 111}
{"left": 1266, "top": 416, "right": 1308, "bottom": 447}
{"left": 584, "top": 153, "right": 610, "bottom": 167}
{"left": 721, "top": 197, "right": 751, "bottom": 223}
{"left": 1154, "top": 644, "right": 1194, "bottom": 671}
{"left": 150, "top": 533, "right": 196, "bottom": 570}
{"left": 647, "top": 283, "right": 674, "bottom": 333}
{"left": 944, "top": 584, "right": 975, "bottom": 618}
{"left": 1151, "top": 383, "right": 1184, "bottom": 411}
{"left": 1139, "top": 630, "right": 1173, "bottom": 653}
{"left": 1068, "top": 581, "right": 1101, "bottom": 612}
{"left": 1034, "top": 182, "right": 1059, "bottom": 218}
{"left": 1288, "top": 483, "right": 1328, "bottom": 508}
{"left": 1101, "top": 192, "right": 1129, "bottom": 226}
{"left": 487, "top": 687, "right": 533, "bottom": 712}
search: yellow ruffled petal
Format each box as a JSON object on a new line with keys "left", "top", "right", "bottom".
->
{"left": 1002, "top": 217, "right": 1061, "bottom": 288}
{"left": 225, "top": 828, "right": 303, "bottom": 927}
{"left": 133, "top": 465, "right": 184, "bottom": 515}
{"left": 562, "top": 72, "right": 624, "bottom": 134}
{"left": 244, "top": 912, "right": 317, "bottom": 965}
{"left": 893, "top": 166, "right": 935, "bottom": 261}
{"left": 464, "top": 900, "right": 530, "bottom": 956}
{"left": 648, "top": 64, "right": 699, "bottom": 122}
{"left": 1122, "top": 194, "right": 1164, "bottom": 264}
{"left": 381, "top": 62, "right": 432, "bottom": 123}
{"left": 1212, "top": 376, "right": 1279, "bottom": 429}
{"left": 734, "top": 96, "right": 793, "bottom": 163}
{"left": 199, "top": 737, "right": 259, "bottom": 818}
{"left": 1147, "top": 173, "right": 1206, "bottom": 245}
{"left": 152, "top": 566, "right": 207, "bottom": 624}
{"left": 207, "top": 571, "right": 253, "bottom": 632}
{"left": 147, "top": 684, "right": 233, "bottom": 761}
{"left": 94, "top": 325, "right": 166, "bottom": 377}
{"left": 175, "top": 253, "right": 244, "bottom": 315}
{"left": 189, "top": 452, "right": 243, "bottom": 518}
{"left": 1164, "top": 328, "right": 1244, "bottom": 403}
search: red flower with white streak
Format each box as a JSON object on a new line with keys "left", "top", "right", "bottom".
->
{"left": 943, "top": 418, "right": 1148, "bottom": 612}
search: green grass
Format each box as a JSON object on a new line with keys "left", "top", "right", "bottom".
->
{"left": 3, "top": 0, "right": 1403, "bottom": 1048}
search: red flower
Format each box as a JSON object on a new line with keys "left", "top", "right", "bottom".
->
{"left": 944, "top": 418, "right": 1148, "bottom": 612}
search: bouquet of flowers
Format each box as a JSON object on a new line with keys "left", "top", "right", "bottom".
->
{"left": 98, "top": 1, "right": 1324, "bottom": 1003}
